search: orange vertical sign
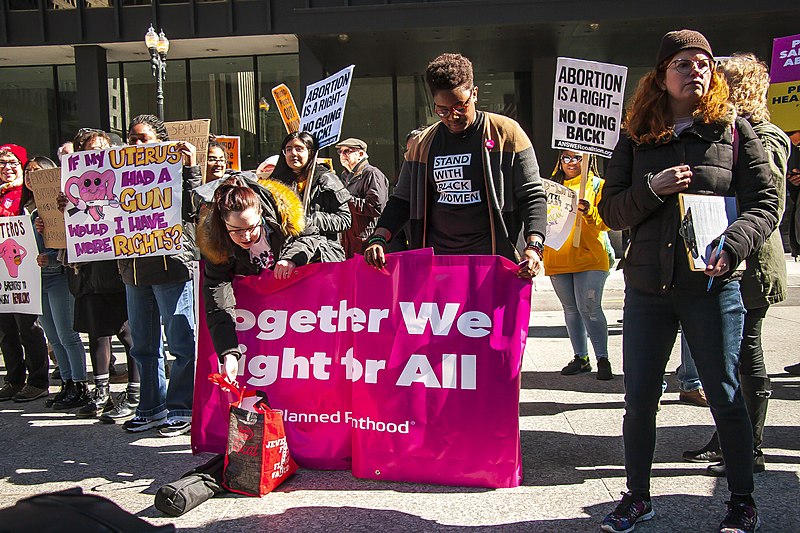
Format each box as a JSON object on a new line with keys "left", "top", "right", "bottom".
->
{"left": 271, "top": 84, "right": 301, "bottom": 134}
{"left": 214, "top": 135, "right": 240, "bottom": 171}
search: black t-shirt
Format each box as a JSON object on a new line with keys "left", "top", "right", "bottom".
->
{"left": 426, "top": 112, "right": 492, "bottom": 255}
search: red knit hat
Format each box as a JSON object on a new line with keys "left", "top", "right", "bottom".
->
{"left": 0, "top": 144, "right": 28, "bottom": 167}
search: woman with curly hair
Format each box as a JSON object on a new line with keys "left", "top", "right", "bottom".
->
{"left": 597, "top": 31, "right": 777, "bottom": 533}
{"left": 270, "top": 131, "right": 351, "bottom": 262}
{"left": 682, "top": 53, "right": 791, "bottom": 479}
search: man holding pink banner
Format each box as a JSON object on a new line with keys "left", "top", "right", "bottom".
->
{"left": 363, "top": 52, "right": 547, "bottom": 276}
{"left": 192, "top": 252, "right": 531, "bottom": 488}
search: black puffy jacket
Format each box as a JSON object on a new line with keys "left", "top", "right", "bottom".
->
{"left": 598, "top": 116, "right": 778, "bottom": 295}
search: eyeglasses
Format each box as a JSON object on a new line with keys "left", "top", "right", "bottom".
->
{"left": 77, "top": 127, "right": 103, "bottom": 136}
{"left": 667, "top": 58, "right": 712, "bottom": 76}
{"left": 226, "top": 223, "right": 260, "bottom": 238}
{"left": 0, "top": 160, "right": 20, "bottom": 168}
{"left": 560, "top": 155, "right": 583, "bottom": 164}
{"left": 433, "top": 92, "right": 474, "bottom": 118}
{"left": 283, "top": 145, "right": 308, "bottom": 155}
{"left": 337, "top": 148, "right": 356, "bottom": 156}
{"left": 207, "top": 157, "right": 226, "bottom": 164}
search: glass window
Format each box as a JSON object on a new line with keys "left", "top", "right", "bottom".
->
{"left": 85, "top": 0, "right": 113, "bottom": 8}
{"left": 256, "top": 55, "right": 300, "bottom": 168}
{"left": 107, "top": 63, "right": 125, "bottom": 138}
{"left": 395, "top": 75, "right": 437, "bottom": 176}
{"left": 9, "top": 0, "right": 40, "bottom": 9}
{"left": 338, "top": 76, "right": 395, "bottom": 178}
{"left": 121, "top": 59, "right": 188, "bottom": 129}
{"left": 57, "top": 64, "right": 79, "bottom": 147}
{"left": 0, "top": 67, "right": 58, "bottom": 159}
{"left": 475, "top": 72, "right": 517, "bottom": 120}
{"left": 190, "top": 57, "right": 260, "bottom": 169}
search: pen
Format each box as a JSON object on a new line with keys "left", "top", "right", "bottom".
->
{"left": 707, "top": 235, "right": 726, "bottom": 292}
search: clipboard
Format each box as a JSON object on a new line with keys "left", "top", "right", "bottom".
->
{"left": 678, "top": 193, "right": 744, "bottom": 271}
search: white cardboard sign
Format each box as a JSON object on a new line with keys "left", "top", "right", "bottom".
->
{"left": 299, "top": 65, "right": 355, "bottom": 149}
{"left": 0, "top": 216, "right": 42, "bottom": 314}
{"left": 552, "top": 57, "right": 627, "bottom": 158}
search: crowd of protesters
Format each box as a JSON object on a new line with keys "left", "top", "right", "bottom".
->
{"left": 1, "top": 29, "right": 798, "bottom": 533}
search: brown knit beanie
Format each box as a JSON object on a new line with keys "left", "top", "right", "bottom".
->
{"left": 656, "top": 29, "right": 713, "bottom": 68}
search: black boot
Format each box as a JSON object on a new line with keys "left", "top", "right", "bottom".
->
{"left": 45, "top": 381, "right": 69, "bottom": 408}
{"left": 682, "top": 431, "right": 722, "bottom": 463}
{"left": 75, "top": 382, "right": 111, "bottom": 418}
{"left": 741, "top": 374, "right": 770, "bottom": 473}
{"left": 99, "top": 388, "right": 139, "bottom": 424}
{"left": 53, "top": 381, "right": 90, "bottom": 409}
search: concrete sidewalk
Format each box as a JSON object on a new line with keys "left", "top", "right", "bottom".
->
{"left": 0, "top": 261, "right": 798, "bottom": 531}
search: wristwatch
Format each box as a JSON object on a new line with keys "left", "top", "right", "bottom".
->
{"left": 524, "top": 240, "right": 544, "bottom": 259}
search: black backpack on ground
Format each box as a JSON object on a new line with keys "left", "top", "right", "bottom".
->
{"left": 154, "top": 453, "right": 227, "bottom": 517}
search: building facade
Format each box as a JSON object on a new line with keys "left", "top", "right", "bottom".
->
{"left": 0, "top": 0, "right": 797, "bottom": 176}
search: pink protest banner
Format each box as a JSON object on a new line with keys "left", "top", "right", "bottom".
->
{"left": 191, "top": 252, "right": 531, "bottom": 488}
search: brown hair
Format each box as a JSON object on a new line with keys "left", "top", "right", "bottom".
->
{"left": 718, "top": 53, "right": 770, "bottom": 124}
{"left": 624, "top": 66, "right": 731, "bottom": 145}
{"left": 202, "top": 176, "right": 262, "bottom": 264}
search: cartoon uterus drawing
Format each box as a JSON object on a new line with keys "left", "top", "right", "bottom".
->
{"left": 0, "top": 239, "right": 27, "bottom": 278}
{"left": 64, "top": 169, "right": 118, "bottom": 222}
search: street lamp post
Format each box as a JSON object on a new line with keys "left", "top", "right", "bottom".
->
{"left": 145, "top": 25, "right": 170, "bottom": 121}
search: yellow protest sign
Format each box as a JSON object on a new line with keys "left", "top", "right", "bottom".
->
{"left": 767, "top": 81, "right": 800, "bottom": 132}
{"left": 272, "top": 84, "right": 300, "bottom": 134}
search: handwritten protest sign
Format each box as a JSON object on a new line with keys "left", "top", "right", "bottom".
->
{"left": 166, "top": 119, "right": 211, "bottom": 182}
{"left": 26, "top": 167, "right": 67, "bottom": 249}
{"left": 214, "top": 135, "right": 240, "bottom": 171}
{"left": 193, "top": 252, "right": 530, "bottom": 488}
{"left": 299, "top": 65, "right": 355, "bottom": 149}
{"left": 0, "top": 216, "right": 41, "bottom": 314}
{"left": 61, "top": 144, "right": 184, "bottom": 263}
{"left": 272, "top": 84, "right": 301, "bottom": 134}
{"left": 552, "top": 58, "right": 627, "bottom": 157}
{"left": 767, "top": 34, "right": 800, "bottom": 131}
{"left": 543, "top": 180, "right": 577, "bottom": 251}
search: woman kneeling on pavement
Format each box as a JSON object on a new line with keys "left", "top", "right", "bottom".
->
{"left": 198, "top": 174, "right": 322, "bottom": 383}
{"left": 597, "top": 30, "right": 777, "bottom": 533}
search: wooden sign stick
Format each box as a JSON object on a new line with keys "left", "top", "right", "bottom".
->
{"left": 572, "top": 153, "right": 590, "bottom": 248}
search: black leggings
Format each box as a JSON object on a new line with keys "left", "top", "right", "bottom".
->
{"left": 88, "top": 321, "right": 139, "bottom": 383}
{"left": 739, "top": 305, "right": 768, "bottom": 379}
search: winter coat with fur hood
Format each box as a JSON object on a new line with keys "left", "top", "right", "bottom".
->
{"left": 198, "top": 174, "right": 323, "bottom": 360}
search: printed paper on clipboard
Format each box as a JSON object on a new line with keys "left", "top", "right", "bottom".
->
{"left": 678, "top": 194, "right": 744, "bottom": 271}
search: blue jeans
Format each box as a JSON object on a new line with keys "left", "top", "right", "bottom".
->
{"left": 126, "top": 280, "right": 196, "bottom": 421}
{"left": 550, "top": 270, "right": 609, "bottom": 360}
{"left": 40, "top": 273, "right": 86, "bottom": 382}
{"left": 677, "top": 334, "right": 702, "bottom": 392}
{"left": 622, "top": 282, "right": 753, "bottom": 496}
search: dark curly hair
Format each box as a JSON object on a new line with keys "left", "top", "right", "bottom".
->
{"left": 128, "top": 114, "right": 169, "bottom": 142}
{"left": 425, "top": 53, "right": 474, "bottom": 95}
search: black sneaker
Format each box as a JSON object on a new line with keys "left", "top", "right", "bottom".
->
{"left": 0, "top": 383, "right": 23, "bottom": 402}
{"left": 719, "top": 500, "right": 760, "bottom": 533}
{"left": 76, "top": 383, "right": 111, "bottom": 418}
{"left": 683, "top": 437, "right": 722, "bottom": 463}
{"left": 99, "top": 391, "right": 138, "bottom": 424}
{"left": 561, "top": 356, "right": 591, "bottom": 375}
{"left": 158, "top": 418, "right": 191, "bottom": 437}
{"left": 601, "top": 491, "right": 655, "bottom": 533}
{"left": 12, "top": 385, "right": 49, "bottom": 403}
{"left": 597, "top": 358, "right": 614, "bottom": 380}
{"left": 122, "top": 415, "right": 167, "bottom": 433}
